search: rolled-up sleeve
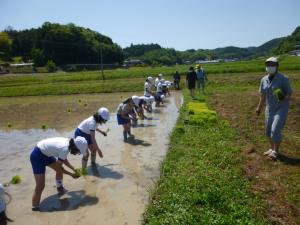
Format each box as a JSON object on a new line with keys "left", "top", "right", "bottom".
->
{"left": 283, "top": 77, "right": 293, "bottom": 96}
{"left": 259, "top": 78, "right": 266, "bottom": 95}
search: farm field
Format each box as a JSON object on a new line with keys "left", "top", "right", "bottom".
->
{"left": 0, "top": 56, "right": 299, "bottom": 97}
{"left": 143, "top": 69, "right": 300, "bottom": 224}
{"left": 0, "top": 58, "right": 299, "bottom": 224}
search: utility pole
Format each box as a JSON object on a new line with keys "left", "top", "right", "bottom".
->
{"left": 100, "top": 46, "right": 105, "bottom": 80}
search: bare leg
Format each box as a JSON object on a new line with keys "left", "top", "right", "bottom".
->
{"left": 88, "top": 144, "right": 97, "bottom": 164}
{"left": 274, "top": 142, "right": 281, "bottom": 153}
{"left": 268, "top": 138, "right": 274, "bottom": 150}
{"left": 32, "top": 174, "right": 45, "bottom": 208}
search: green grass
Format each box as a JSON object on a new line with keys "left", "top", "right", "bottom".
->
{"left": 0, "top": 56, "right": 299, "bottom": 96}
{"left": 143, "top": 92, "right": 268, "bottom": 225}
{"left": 0, "top": 78, "right": 149, "bottom": 97}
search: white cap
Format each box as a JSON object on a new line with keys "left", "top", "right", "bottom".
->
{"left": 147, "top": 76, "right": 153, "bottom": 82}
{"left": 98, "top": 107, "right": 110, "bottom": 121}
{"left": 265, "top": 57, "right": 278, "bottom": 64}
{"left": 0, "top": 183, "right": 5, "bottom": 212}
{"left": 158, "top": 73, "right": 163, "bottom": 78}
{"left": 74, "top": 136, "right": 87, "bottom": 156}
{"left": 132, "top": 95, "right": 140, "bottom": 106}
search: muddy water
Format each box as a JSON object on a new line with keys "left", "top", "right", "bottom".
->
{"left": 0, "top": 92, "right": 182, "bottom": 225}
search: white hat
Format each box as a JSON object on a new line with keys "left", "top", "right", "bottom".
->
{"left": 132, "top": 95, "right": 140, "bottom": 106}
{"left": 147, "top": 76, "right": 153, "bottom": 82}
{"left": 158, "top": 73, "right": 163, "bottom": 78}
{"left": 74, "top": 136, "right": 87, "bottom": 156}
{"left": 0, "top": 184, "right": 5, "bottom": 213}
{"left": 265, "top": 57, "right": 278, "bottom": 63}
{"left": 98, "top": 107, "right": 110, "bottom": 121}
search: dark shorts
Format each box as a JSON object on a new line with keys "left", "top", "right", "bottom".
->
{"left": 117, "top": 114, "right": 130, "bottom": 125}
{"left": 74, "top": 128, "right": 92, "bottom": 145}
{"left": 188, "top": 81, "right": 196, "bottom": 89}
{"left": 155, "top": 92, "right": 163, "bottom": 102}
{"left": 30, "top": 146, "right": 56, "bottom": 174}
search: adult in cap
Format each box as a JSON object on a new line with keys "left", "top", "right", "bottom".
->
{"left": 116, "top": 96, "right": 139, "bottom": 141}
{"left": 256, "top": 57, "right": 293, "bottom": 160}
{"left": 30, "top": 136, "right": 87, "bottom": 211}
{"left": 75, "top": 107, "right": 110, "bottom": 167}
{"left": 195, "top": 64, "right": 208, "bottom": 95}
{"left": 0, "top": 183, "right": 13, "bottom": 224}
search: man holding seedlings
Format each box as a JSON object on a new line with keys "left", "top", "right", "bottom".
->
{"left": 256, "top": 57, "right": 293, "bottom": 160}
{"left": 186, "top": 66, "right": 197, "bottom": 99}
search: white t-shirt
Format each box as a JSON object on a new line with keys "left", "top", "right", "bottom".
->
{"left": 117, "top": 103, "right": 132, "bottom": 115}
{"left": 78, "top": 116, "right": 98, "bottom": 134}
{"left": 37, "top": 137, "right": 70, "bottom": 161}
{"left": 155, "top": 78, "right": 161, "bottom": 87}
{"left": 156, "top": 82, "right": 163, "bottom": 93}
{"left": 144, "top": 81, "right": 152, "bottom": 97}
{"left": 0, "top": 184, "right": 5, "bottom": 213}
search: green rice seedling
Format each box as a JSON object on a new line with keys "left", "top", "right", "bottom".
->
{"left": 187, "top": 102, "right": 217, "bottom": 124}
{"left": 67, "top": 108, "right": 71, "bottom": 113}
{"left": 10, "top": 175, "right": 21, "bottom": 184}
{"left": 78, "top": 99, "right": 82, "bottom": 103}
{"left": 7, "top": 123, "right": 12, "bottom": 128}
{"left": 84, "top": 103, "right": 88, "bottom": 107}
{"left": 41, "top": 124, "right": 47, "bottom": 129}
{"left": 75, "top": 168, "right": 88, "bottom": 177}
{"left": 273, "top": 88, "right": 285, "bottom": 101}
{"left": 81, "top": 167, "right": 88, "bottom": 176}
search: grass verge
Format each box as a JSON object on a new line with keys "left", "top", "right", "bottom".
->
{"left": 143, "top": 92, "right": 268, "bottom": 225}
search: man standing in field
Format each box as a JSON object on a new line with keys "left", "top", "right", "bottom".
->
{"left": 255, "top": 57, "right": 293, "bottom": 160}
{"left": 186, "top": 66, "right": 197, "bottom": 99}
{"left": 196, "top": 64, "right": 208, "bottom": 95}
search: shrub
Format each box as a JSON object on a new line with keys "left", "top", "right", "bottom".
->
{"left": 46, "top": 60, "right": 57, "bottom": 72}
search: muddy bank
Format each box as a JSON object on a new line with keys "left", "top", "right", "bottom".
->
{"left": 0, "top": 92, "right": 182, "bottom": 225}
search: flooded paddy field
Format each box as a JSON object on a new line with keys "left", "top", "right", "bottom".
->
{"left": 0, "top": 92, "right": 182, "bottom": 225}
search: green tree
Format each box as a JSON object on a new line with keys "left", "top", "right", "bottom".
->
{"left": 31, "top": 48, "right": 45, "bottom": 66}
{"left": 0, "top": 32, "right": 12, "bottom": 59}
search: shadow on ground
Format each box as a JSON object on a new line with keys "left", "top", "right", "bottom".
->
{"left": 40, "top": 190, "right": 99, "bottom": 212}
{"left": 278, "top": 154, "right": 300, "bottom": 166}
{"left": 87, "top": 163, "right": 124, "bottom": 179}
{"left": 125, "top": 137, "right": 151, "bottom": 146}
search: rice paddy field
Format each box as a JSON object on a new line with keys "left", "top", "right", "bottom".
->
{"left": 1, "top": 56, "right": 299, "bottom": 224}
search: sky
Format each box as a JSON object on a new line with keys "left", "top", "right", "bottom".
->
{"left": 0, "top": 0, "right": 299, "bottom": 51}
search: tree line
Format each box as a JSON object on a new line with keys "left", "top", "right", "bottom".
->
{"left": 0, "top": 22, "right": 299, "bottom": 68}
{"left": 0, "top": 22, "right": 124, "bottom": 67}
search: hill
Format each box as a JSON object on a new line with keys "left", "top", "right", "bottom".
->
{"left": 124, "top": 26, "right": 300, "bottom": 65}
{"left": 0, "top": 22, "right": 124, "bottom": 66}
